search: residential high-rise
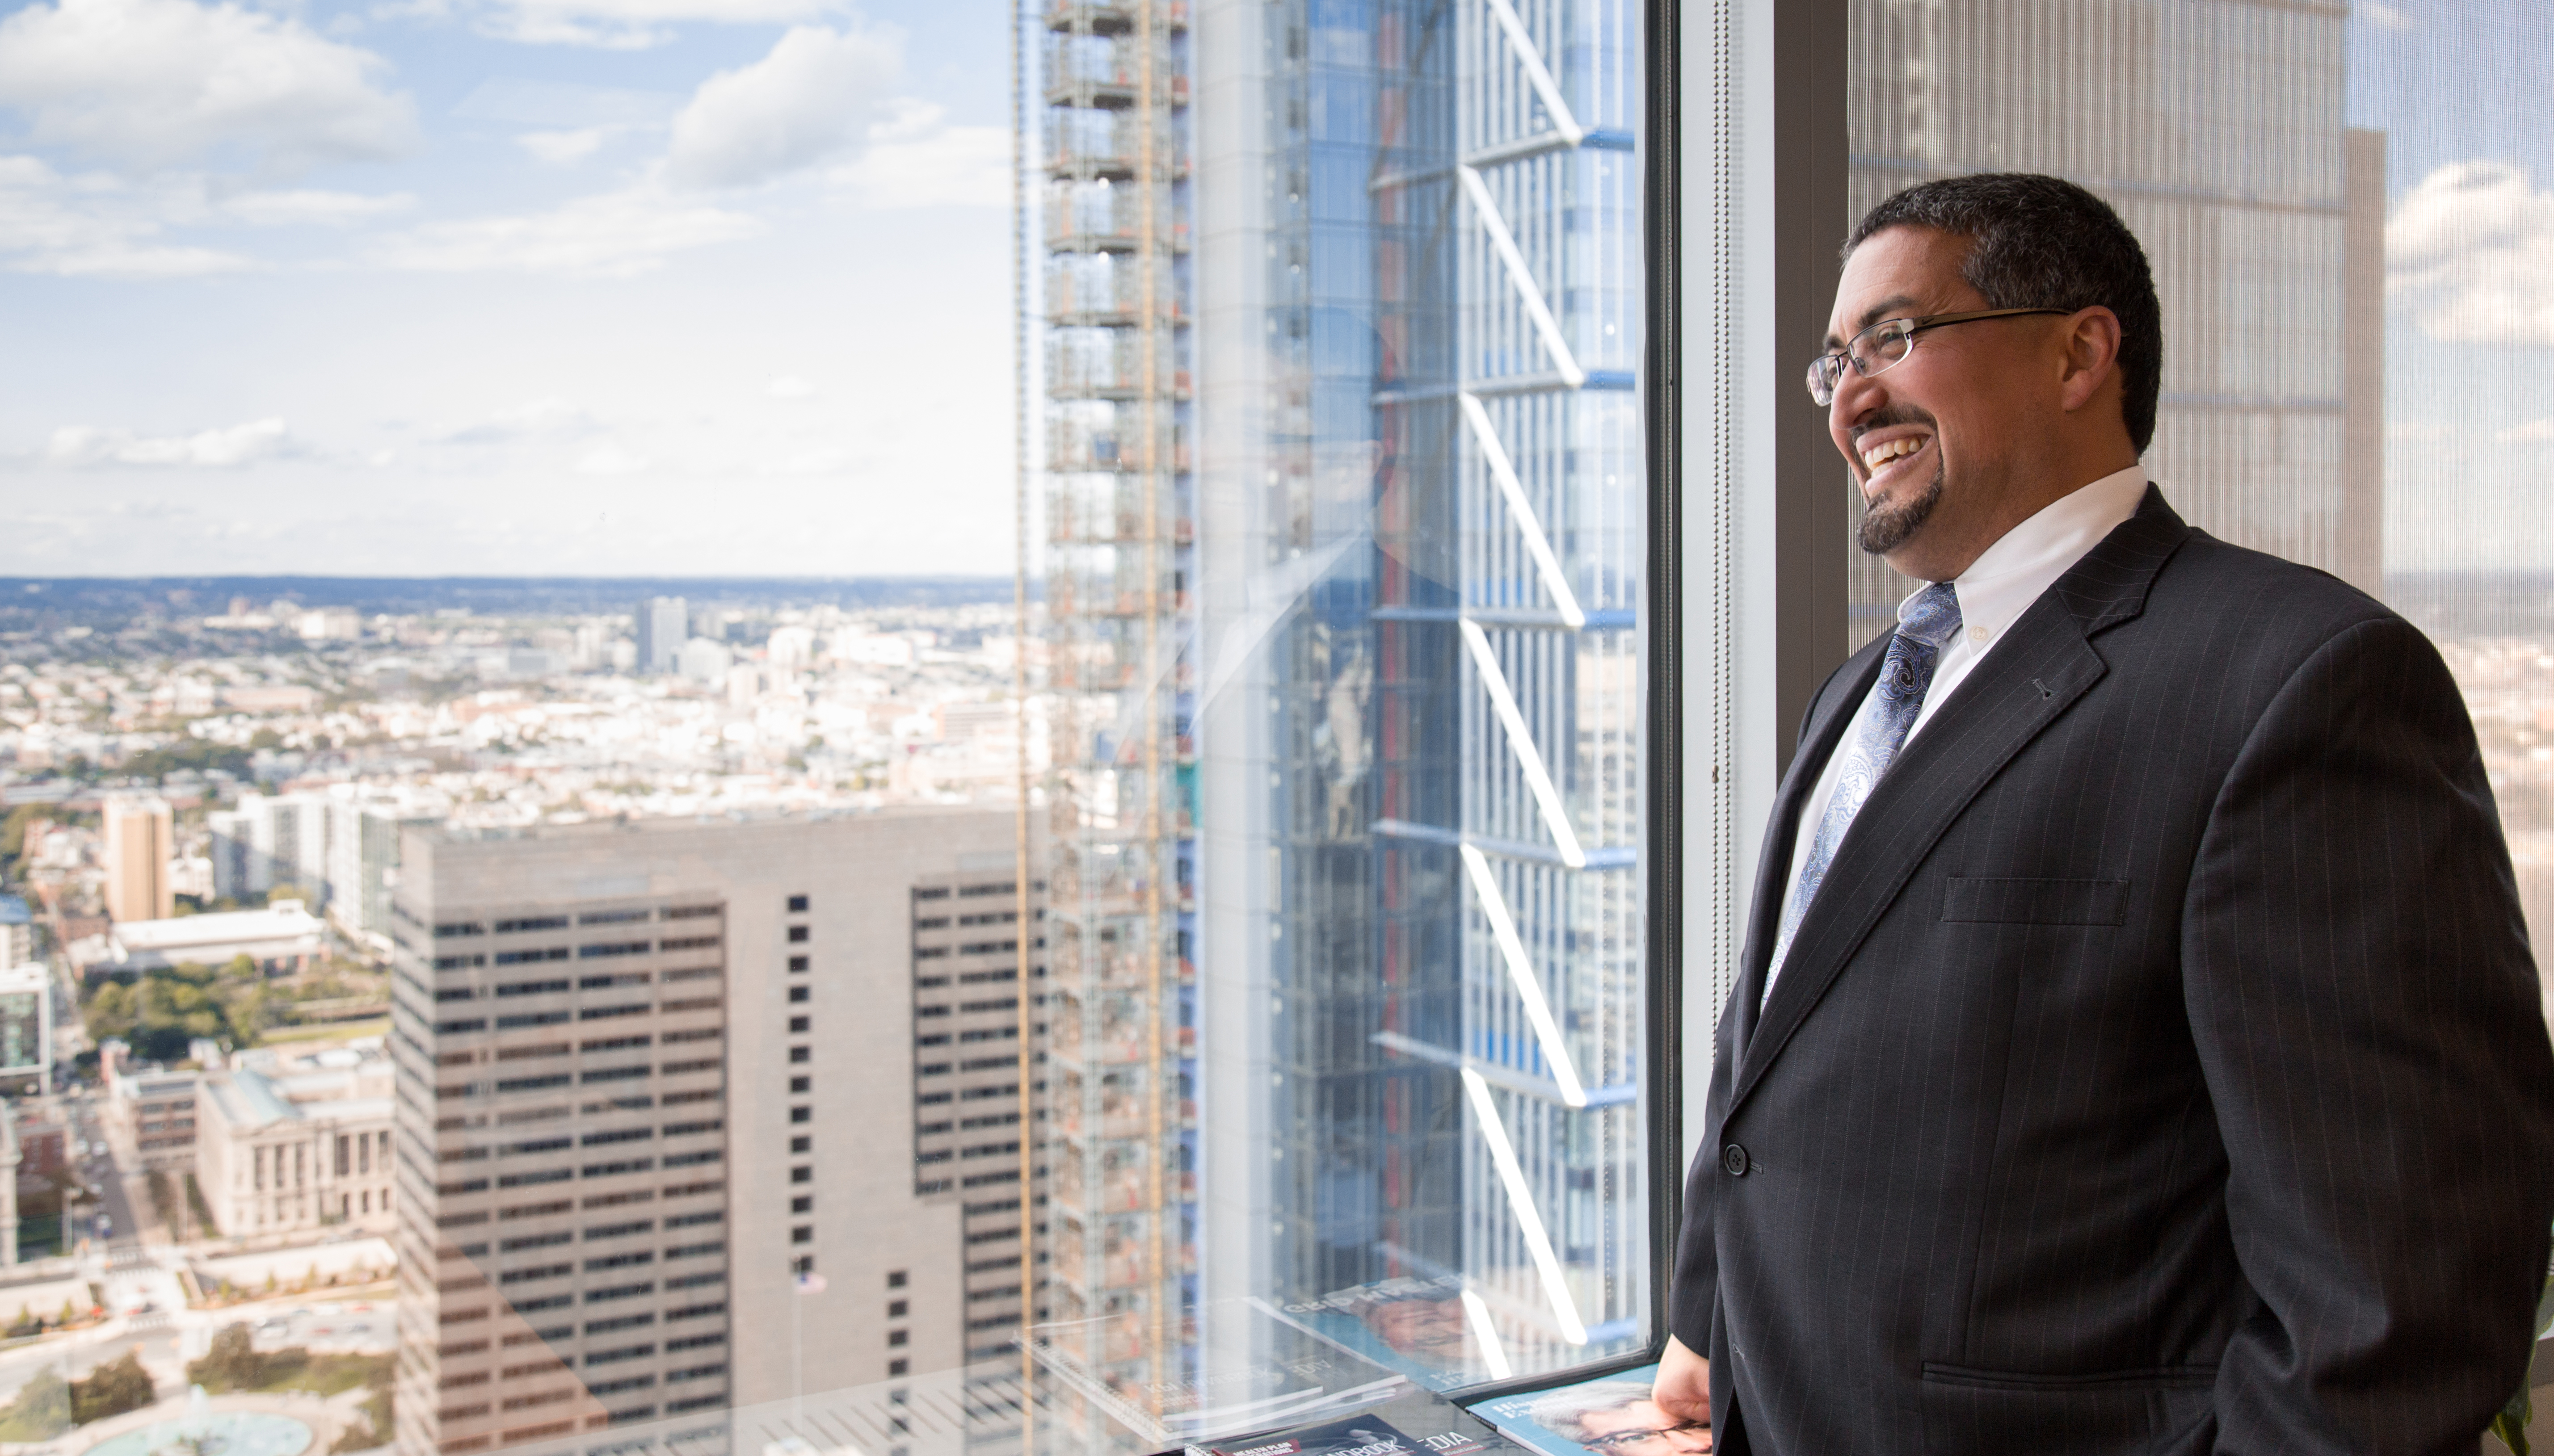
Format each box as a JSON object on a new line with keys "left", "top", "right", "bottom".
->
{"left": 1841, "top": 0, "right": 2382, "bottom": 646}
{"left": 388, "top": 808, "right": 1034, "bottom": 1456}
{"left": 210, "top": 792, "right": 332, "bottom": 908}
{"left": 101, "top": 794, "right": 173, "bottom": 923}
{"left": 327, "top": 789, "right": 447, "bottom": 953}
{"left": 636, "top": 598, "right": 689, "bottom": 676}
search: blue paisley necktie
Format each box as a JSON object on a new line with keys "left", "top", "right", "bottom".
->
{"left": 1763, "top": 581, "right": 1964, "bottom": 1006}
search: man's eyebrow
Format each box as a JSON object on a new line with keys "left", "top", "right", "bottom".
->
{"left": 1822, "top": 293, "right": 1923, "bottom": 351}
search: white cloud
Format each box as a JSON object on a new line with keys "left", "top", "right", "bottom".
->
{"left": 2387, "top": 160, "right": 2554, "bottom": 346}
{"left": 662, "top": 24, "right": 898, "bottom": 191}
{"left": 0, "top": 0, "right": 415, "bottom": 175}
{"left": 47, "top": 417, "right": 292, "bottom": 467}
{"left": 465, "top": 0, "right": 839, "bottom": 49}
{"left": 431, "top": 397, "right": 598, "bottom": 444}
{"left": 766, "top": 375, "right": 816, "bottom": 400}
{"left": 574, "top": 443, "right": 649, "bottom": 474}
{"left": 519, "top": 127, "right": 612, "bottom": 164}
{"left": 2495, "top": 418, "right": 2554, "bottom": 444}
{"left": 223, "top": 188, "right": 417, "bottom": 226}
{"left": 369, "top": 187, "right": 762, "bottom": 278}
{"left": 0, "top": 153, "right": 252, "bottom": 275}
{"left": 0, "top": 154, "right": 410, "bottom": 273}
{"left": 452, "top": 76, "right": 681, "bottom": 128}
{"left": 829, "top": 98, "right": 1006, "bottom": 209}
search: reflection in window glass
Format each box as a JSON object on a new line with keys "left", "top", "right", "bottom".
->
{"left": 1035, "top": 0, "right": 1649, "bottom": 1430}
{"left": 3, "top": 0, "right": 1654, "bottom": 1440}
{"left": 1842, "top": 0, "right": 2553, "bottom": 993}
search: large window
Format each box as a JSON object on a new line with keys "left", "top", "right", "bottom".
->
{"left": 1839, "top": 0, "right": 2554, "bottom": 996}
{"left": 1, "top": 0, "right": 2548, "bottom": 1455}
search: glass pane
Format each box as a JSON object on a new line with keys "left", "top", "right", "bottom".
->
{"left": 1033, "top": 0, "right": 1650, "bottom": 1432}
{"left": 0, "top": 0, "right": 1653, "bottom": 1451}
{"left": 1842, "top": 0, "right": 2553, "bottom": 987}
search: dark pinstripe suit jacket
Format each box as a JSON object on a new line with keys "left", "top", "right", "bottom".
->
{"left": 1670, "top": 487, "right": 2554, "bottom": 1455}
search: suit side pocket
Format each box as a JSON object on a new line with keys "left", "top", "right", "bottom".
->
{"left": 1918, "top": 1363, "right": 2212, "bottom": 1453}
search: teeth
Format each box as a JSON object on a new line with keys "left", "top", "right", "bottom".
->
{"left": 1860, "top": 435, "right": 1928, "bottom": 470}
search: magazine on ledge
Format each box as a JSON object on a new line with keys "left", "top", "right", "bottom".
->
{"left": 1265, "top": 1276, "right": 1501, "bottom": 1391}
{"left": 1203, "top": 1414, "right": 1503, "bottom": 1456}
{"left": 1469, "top": 1365, "right": 1712, "bottom": 1456}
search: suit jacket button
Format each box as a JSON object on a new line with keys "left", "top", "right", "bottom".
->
{"left": 1721, "top": 1142, "right": 1750, "bottom": 1177}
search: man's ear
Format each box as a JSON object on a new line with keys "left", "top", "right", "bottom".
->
{"left": 2057, "top": 306, "right": 2123, "bottom": 414}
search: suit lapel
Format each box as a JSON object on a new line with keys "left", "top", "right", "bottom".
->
{"left": 1727, "top": 487, "right": 2192, "bottom": 1116}
{"left": 1730, "top": 637, "right": 1888, "bottom": 1054}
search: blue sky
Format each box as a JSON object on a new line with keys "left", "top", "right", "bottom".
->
{"left": 0, "top": 0, "right": 2544, "bottom": 579}
{"left": 2351, "top": 0, "right": 2554, "bottom": 573}
{"left": 0, "top": 0, "right": 1017, "bottom": 576}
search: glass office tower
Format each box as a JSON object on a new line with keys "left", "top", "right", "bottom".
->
{"left": 1842, "top": 0, "right": 2383, "bottom": 646}
{"left": 1186, "top": 0, "right": 1649, "bottom": 1386}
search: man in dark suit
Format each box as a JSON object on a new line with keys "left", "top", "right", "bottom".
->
{"left": 1654, "top": 172, "right": 2554, "bottom": 1454}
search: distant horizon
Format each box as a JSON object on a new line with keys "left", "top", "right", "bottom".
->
{"left": 0, "top": 573, "right": 1036, "bottom": 623}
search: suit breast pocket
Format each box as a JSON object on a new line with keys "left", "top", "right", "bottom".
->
{"left": 1941, "top": 877, "right": 2130, "bottom": 926}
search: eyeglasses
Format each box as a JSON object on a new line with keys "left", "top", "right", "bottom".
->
{"left": 1580, "top": 1422, "right": 1712, "bottom": 1450}
{"left": 1805, "top": 307, "right": 2072, "bottom": 406}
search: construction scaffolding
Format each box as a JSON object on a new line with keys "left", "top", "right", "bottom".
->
{"left": 1032, "top": 0, "right": 1197, "bottom": 1437}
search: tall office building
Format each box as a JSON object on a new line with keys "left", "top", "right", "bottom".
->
{"left": 1034, "top": 0, "right": 1648, "bottom": 1401}
{"left": 101, "top": 794, "right": 174, "bottom": 923}
{"left": 388, "top": 809, "right": 1032, "bottom": 1456}
{"left": 1036, "top": 0, "right": 1200, "bottom": 1419}
{"left": 1210, "top": 0, "right": 1648, "bottom": 1364}
{"left": 636, "top": 598, "right": 689, "bottom": 676}
{"left": 1842, "top": 0, "right": 2383, "bottom": 646}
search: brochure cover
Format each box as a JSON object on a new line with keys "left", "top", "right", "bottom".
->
{"left": 1468, "top": 1365, "right": 1712, "bottom": 1456}
{"left": 1206, "top": 1414, "right": 1502, "bottom": 1456}
{"left": 1266, "top": 1276, "right": 1498, "bottom": 1392}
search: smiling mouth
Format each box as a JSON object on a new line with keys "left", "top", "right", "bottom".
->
{"left": 1857, "top": 432, "right": 1933, "bottom": 494}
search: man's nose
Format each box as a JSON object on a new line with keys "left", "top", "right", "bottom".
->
{"left": 1830, "top": 363, "right": 1882, "bottom": 441}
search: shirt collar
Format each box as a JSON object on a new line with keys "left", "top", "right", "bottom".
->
{"left": 1908, "top": 463, "right": 2149, "bottom": 650}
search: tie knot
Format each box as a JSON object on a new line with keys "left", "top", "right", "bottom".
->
{"left": 1896, "top": 581, "right": 1963, "bottom": 648}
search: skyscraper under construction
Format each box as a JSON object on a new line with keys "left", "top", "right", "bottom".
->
{"left": 1034, "top": 0, "right": 1200, "bottom": 1431}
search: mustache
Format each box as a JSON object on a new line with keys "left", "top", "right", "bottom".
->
{"left": 1848, "top": 405, "right": 1938, "bottom": 446}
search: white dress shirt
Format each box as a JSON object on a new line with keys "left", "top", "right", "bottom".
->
{"left": 1772, "top": 464, "right": 2150, "bottom": 963}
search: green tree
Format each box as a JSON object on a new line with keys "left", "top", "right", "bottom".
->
{"left": 0, "top": 804, "right": 46, "bottom": 869}
{"left": 0, "top": 1368, "right": 71, "bottom": 1440}
{"left": 83, "top": 982, "right": 136, "bottom": 1045}
{"left": 189, "top": 1323, "right": 277, "bottom": 1392}
{"left": 69, "top": 1349, "right": 153, "bottom": 1425}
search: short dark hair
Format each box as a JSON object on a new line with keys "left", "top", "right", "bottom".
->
{"left": 1844, "top": 172, "right": 2162, "bottom": 453}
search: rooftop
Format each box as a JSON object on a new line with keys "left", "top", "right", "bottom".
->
{"left": 112, "top": 902, "right": 324, "bottom": 952}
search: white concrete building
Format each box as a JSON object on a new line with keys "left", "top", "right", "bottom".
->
{"left": 197, "top": 1041, "right": 395, "bottom": 1237}
{"left": 80, "top": 901, "right": 326, "bottom": 977}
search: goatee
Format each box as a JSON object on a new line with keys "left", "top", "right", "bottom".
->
{"left": 1857, "top": 464, "right": 1943, "bottom": 556}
